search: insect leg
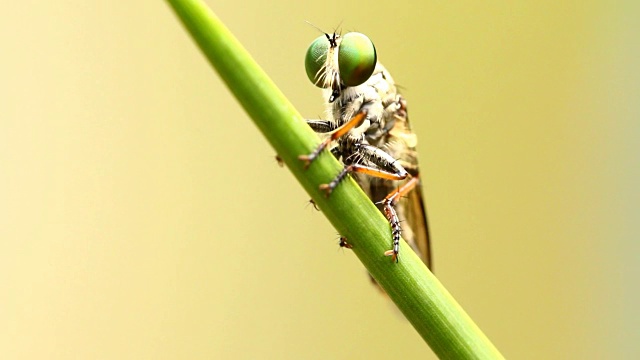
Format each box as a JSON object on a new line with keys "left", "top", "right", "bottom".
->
{"left": 381, "top": 176, "right": 421, "bottom": 263}
{"left": 305, "top": 119, "right": 338, "bottom": 133}
{"left": 298, "top": 110, "right": 368, "bottom": 169}
{"left": 382, "top": 202, "right": 402, "bottom": 263}
{"left": 319, "top": 143, "right": 408, "bottom": 196}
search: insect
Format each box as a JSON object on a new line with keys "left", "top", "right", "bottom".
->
{"left": 275, "top": 155, "right": 285, "bottom": 167}
{"left": 306, "top": 199, "right": 320, "bottom": 211}
{"left": 299, "top": 31, "right": 432, "bottom": 268}
{"left": 338, "top": 236, "right": 353, "bottom": 249}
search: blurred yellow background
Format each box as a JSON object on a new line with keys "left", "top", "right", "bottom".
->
{"left": 1, "top": 1, "right": 638, "bottom": 358}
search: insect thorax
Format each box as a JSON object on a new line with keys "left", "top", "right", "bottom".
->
{"left": 325, "top": 64, "right": 401, "bottom": 147}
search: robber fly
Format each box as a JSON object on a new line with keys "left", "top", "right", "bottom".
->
{"left": 299, "top": 31, "right": 432, "bottom": 268}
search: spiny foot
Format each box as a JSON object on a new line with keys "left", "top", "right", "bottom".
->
{"left": 384, "top": 250, "right": 399, "bottom": 263}
{"left": 318, "top": 183, "right": 334, "bottom": 198}
{"left": 298, "top": 155, "right": 313, "bottom": 169}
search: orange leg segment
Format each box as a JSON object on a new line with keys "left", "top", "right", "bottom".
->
{"left": 298, "top": 110, "right": 368, "bottom": 169}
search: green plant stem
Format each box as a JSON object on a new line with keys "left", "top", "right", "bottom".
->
{"left": 165, "top": 0, "right": 504, "bottom": 358}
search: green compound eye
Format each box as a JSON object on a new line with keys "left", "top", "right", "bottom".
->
{"left": 338, "top": 32, "right": 377, "bottom": 87}
{"left": 304, "top": 35, "right": 330, "bottom": 87}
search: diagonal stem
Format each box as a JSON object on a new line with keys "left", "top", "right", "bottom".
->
{"left": 165, "top": 0, "right": 504, "bottom": 358}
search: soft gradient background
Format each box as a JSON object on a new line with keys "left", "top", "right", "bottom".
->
{"left": 1, "top": 1, "right": 638, "bottom": 359}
